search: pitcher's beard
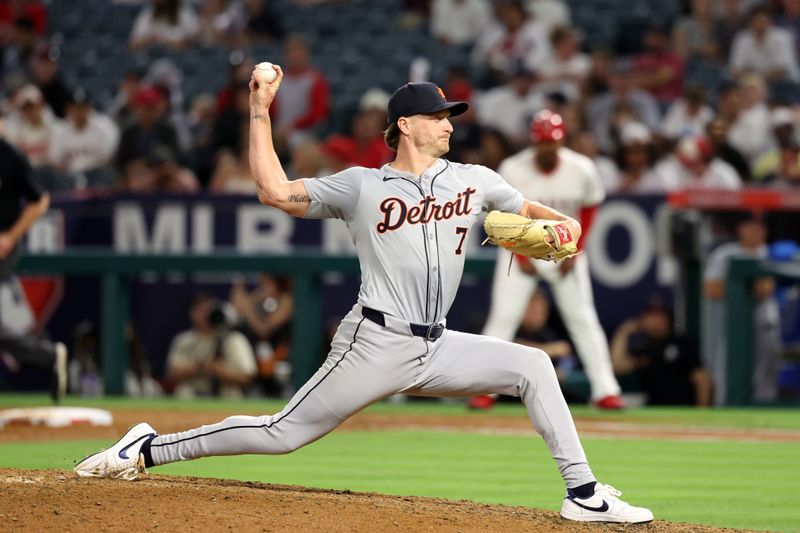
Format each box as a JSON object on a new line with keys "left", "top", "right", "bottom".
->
{"left": 434, "top": 141, "right": 450, "bottom": 157}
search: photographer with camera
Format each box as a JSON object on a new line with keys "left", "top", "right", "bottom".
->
{"left": 229, "top": 274, "right": 293, "bottom": 397}
{"left": 166, "top": 292, "right": 256, "bottom": 399}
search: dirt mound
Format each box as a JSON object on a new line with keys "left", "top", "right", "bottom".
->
{"left": 0, "top": 468, "right": 733, "bottom": 532}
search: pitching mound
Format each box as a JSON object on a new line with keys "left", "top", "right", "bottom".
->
{"left": 1, "top": 468, "right": 734, "bottom": 532}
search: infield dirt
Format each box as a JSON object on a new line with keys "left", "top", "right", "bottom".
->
{"left": 0, "top": 468, "right": 739, "bottom": 533}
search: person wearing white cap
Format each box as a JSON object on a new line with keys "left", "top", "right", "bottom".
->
{"left": 3, "top": 84, "right": 62, "bottom": 168}
{"left": 352, "top": 88, "right": 393, "bottom": 167}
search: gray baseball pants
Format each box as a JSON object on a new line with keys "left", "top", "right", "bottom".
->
{"left": 149, "top": 305, "right": 596, "bottom": 488}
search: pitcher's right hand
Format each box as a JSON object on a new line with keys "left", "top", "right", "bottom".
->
{"left": 249, "top": 64, "right": 283, "bottom": 110}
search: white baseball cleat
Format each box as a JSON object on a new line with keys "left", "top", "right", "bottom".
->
{"left": 74, "top": 423, "right": 157, "bottom": 481}
{"left": 560, "top": 482, "right": 654, "bottom": 523}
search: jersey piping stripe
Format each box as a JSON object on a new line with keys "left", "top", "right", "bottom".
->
{"left": 433, "top": 222, "right": 442, "bottom": 318}
{"left": 429, "top": 162, "right": 449, "bottom": 321}
{"left": 382, "top": 174, "right": 431, "bottom": 323}
{"left": 150, "top": 318, "right": 367, "bottom": 449}
{"left": 421, "top": 224, "right": 430, "bottom": 322}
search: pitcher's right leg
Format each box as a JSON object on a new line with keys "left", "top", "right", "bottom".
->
{"left": 75, "top": 313, "right": 424, "bottom": 477}
{"left": 147, "top": 316, "right": 423, "bottom": 465}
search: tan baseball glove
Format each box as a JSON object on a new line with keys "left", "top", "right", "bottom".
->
{"left": 483, "top": 210, "right": 579, "bottom": 262}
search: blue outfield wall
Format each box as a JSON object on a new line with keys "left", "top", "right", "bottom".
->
{"left": 21, "top": 193, "right": 672, "bottom": 378}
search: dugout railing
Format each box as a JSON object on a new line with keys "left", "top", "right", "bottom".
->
{"left": 18, "top": 250, "right": 777, "bottom": 405}
{"left": 668, "top": 189, "right": 800, "bottom": 406}
{"left": 726, "top": 257, "right": 800, "bottom": 406}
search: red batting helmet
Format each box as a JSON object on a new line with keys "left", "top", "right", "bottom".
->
{"left": 530, "top": 110, "right": 566, "bottom": 143}
{"left": 676, "top": 135, "right": 712, "bottom": 166}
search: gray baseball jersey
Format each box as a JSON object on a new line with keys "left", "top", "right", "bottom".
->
{"left": 304, "top": 159, "right": 522, "bottom": 323}
{"left": 148, "top": 159, "right": 596, "bottom": 489}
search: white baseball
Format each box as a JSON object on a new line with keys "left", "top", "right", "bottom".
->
{"left": 256, "top": 62, "right": 277, "bottom": 83}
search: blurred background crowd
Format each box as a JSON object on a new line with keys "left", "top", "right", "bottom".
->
{"left": 3, "top": 0, "right": 800, "bottom": 405}
{"left": 4, "top": 0, "right": 800, "bottom": 194}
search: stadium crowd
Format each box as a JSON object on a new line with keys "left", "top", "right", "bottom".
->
{"left": 2, "top": 0, "right": 800, "bottom": 194}
{"left": 1, "top": 0, "right": 799, "bottom": 404}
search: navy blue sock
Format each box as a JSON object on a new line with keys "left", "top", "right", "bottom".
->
{"left": 568, "top": 481, "right": 596, "bottom": 499}
{"left": 140, "top": 435, "right": 157, "bottom": 468}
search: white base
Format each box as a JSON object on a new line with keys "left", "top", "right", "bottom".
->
{"left": 0, "top": 406, "right": 113, "bottom": 429}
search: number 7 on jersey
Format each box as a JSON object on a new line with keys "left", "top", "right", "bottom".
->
{"left": 455, "top": 226, "right": 468, "bottom": 255}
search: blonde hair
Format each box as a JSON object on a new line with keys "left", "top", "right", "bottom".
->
{"left": 383, "top": 121, "right": 401, "bottom": 151}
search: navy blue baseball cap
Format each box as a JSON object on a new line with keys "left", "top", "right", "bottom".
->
{"left": 387, "top": 82, "right": 469, "bottom": 124}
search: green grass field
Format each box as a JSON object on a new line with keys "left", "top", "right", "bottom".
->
{"left": 1, "top": 395, "right": 799, "bottom": 532}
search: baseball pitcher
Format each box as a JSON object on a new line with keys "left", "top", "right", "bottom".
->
{"left": 73, "top": 66, "right": 652, "bottom": 524}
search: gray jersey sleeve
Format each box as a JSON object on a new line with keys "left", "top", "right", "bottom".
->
{"left": 704, "top": 242, "right": 768, "bottom": 281}
{"left": 302, "top": 168, "right": 365, "bottom": 220}
{"left": 474, "top": 165, "right": 524, "bottom": 213}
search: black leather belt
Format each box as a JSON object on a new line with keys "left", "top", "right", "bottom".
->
{"left": 361, "top": 306, "right": 445, "bottom": 341}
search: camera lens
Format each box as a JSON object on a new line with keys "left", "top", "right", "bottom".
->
{"left": 208, "top": 306, "right": 226, "bottom": 327}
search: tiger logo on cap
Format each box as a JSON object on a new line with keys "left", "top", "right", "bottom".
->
{"left": 436, "top": 86, "right": 446, "bottom": 101}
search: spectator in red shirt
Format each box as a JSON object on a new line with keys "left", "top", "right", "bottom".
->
{"left": 631, "top": 24, "right": 684, "bottom": 103}
{"left": 213, "top": 80, "right": 250, "bottom": 155}
{"left": 0, "top": 0, "right": 47, "bottom": 39}
{"left": 322, "top": 88, "right": 393, "bottom": 170}
{"left": 353, "top": 88, "right": 392, "bottom": 167}
{"left": 114, "top": 86, "right": 182, "bottom": 182}
{"left": 320, "top": 135, "right": 357, "bottom": 174}
{"left": 272, "top": 34, "right": 330, "bottom": 148}
{"left": 106, "top": 68, "right": 145, "bottom": 127}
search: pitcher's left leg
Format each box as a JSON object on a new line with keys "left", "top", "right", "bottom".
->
{"left": 407, "top": 330, "right": 594, "bottom": 488}
{"left": 407, "top": 330, "right": 653, "bottom": 523}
